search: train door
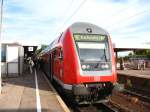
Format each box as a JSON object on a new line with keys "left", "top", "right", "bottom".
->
{"left": 53, "top": 50, "right": 57, "bottom": 78}
{"left": 58, "top": 48, "right": 63, "bottom": 80}
{"left": 49, "top": 53, "right": 53, "bottom": 82}
{"left": 55, "top": 49, "right": 60, "bottom": 78}
{"left": 53, "top": 48, "right": 63, "bottom": 80}
{"left": 45, "top": 54, "right": 49, "bottom": 76}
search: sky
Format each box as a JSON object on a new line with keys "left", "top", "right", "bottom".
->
{"left": 1, "top": 0, "right": 150, "bottom": 47}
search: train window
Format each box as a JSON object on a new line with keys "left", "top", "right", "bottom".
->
{"left": 55, "top": 49, "right": 59, "bottom": 58}
{"left": 57, "top": 50, "right": 60, "bottom": 56}
{"left": 76, "top": 42, "right": 111, "bottom": 71}
{"left": 53, "top": 50, "right": 57, "bottom": 59}
{"left": 77, "top": 42, "right": 110, "bottom": 62}
{"left": 58, "top": 48, "right": 63, "bottom": 61}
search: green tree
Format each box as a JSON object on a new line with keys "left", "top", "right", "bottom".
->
{"left": 133, "top": 49, "right": 150, "bottom": 58}
{"left": 35, "top": 44, "right": 48, "bottom": 54}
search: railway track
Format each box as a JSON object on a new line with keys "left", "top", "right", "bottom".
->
{"left": 52, "top": 80, "right": 121, "bottom": 112}
{"left": 123, "top": 89, "right": 150, "bottom": 103}
{"left": 44, "top": 72, "right": 150, "bottom": 112}
{"left": 52, "top": 83, "right": 124, "bottom": 112}
{"left": 72, "top": 102, "right": 119, "bottom": 112}
{"left": 94, "top": 103, "right": 119, "bottom": 112}
{"left": 127, "top": 87, "right": 150, "bottom": 97}
{"left": 43, "top": 72, "right": 131, "bottom": 112}
{"left": 44, "top": 74, "right": 121, "bottom": 112}
{"left": 78, "top": 88, "right": 150, "bottom": 112}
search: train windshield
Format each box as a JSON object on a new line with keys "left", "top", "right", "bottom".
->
{"left": 77, "top": 42, "right": 110, "bottom": 62}
{"left": 74, "top": 34, "right": 111, "bottom": 71}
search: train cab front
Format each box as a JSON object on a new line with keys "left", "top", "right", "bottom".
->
{"left": 69, "top": 22, "right": 117, "bottom": 104}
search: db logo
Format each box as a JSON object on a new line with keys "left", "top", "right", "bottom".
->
{"left": 94, "top": 76, "right": 100, "bottom": 81}
{"left": 86, "top": 28, "right": 92, "bottom": 33}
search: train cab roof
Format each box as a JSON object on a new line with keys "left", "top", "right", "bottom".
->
{"left": 40, "top": 22, "right": 110, "bottom": 56}
{"left": 69, "top": 22, "right": 109, "bottom": 35}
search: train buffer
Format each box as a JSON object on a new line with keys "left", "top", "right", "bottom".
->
{"left": 0, "top": 69, "right": 70, "bottom": 112}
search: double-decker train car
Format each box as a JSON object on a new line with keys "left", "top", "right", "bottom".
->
{"left": 40, "top": 22, "right": 117, "bottom": 104}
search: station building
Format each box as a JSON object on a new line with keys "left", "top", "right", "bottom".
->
{"left": 114, "top": 43, "right": 150, "bottom": 69}
{"left": 1, "top": 42, "right": 37, "bottom": 77}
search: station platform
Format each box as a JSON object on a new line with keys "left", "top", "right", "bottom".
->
{"left": 0, "top": 70, "right": 70, "bottom": 112}
{"left": 117, "top": 68, "right": 150, "bottom": 93}
{"left": 117, "top": 68, "right": 150, "bottom": 79}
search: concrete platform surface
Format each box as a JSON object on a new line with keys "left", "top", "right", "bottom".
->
{"left": 0, "top": 70, "right": 70, "bottom": 112}
{"left": 117, "top": 68, "right": 150, "bottom": 79}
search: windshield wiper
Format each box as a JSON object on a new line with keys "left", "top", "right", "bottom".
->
{"left": 103, "top": 49, "right": 108, "bottom": 62}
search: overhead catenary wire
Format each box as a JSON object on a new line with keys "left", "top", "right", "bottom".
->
{"left": 61, "top": 0, "right": 74, "bottom": 20}
{"left": 52, "top": 0, "right": 136, "bottom": 38}
{"left": 108, "top": 7, "right": 150, "bottom": 31}
{"left": 103, "top": 0, "right": 138, "bottom": 22}
{"left": 52, "top": 0, "right": 74, "bottom": 36}
{"left": 52, "top": 0, "right": 87, "bottom": 38}
{"left": 59, "top": 0, "right": 87, "bottom": 29}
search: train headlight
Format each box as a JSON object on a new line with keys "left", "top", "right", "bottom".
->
{"left": 82, "top": 65, "right": 86, "bottom": 69}
{"left": 101, "top": 64, "right": 109, "bottom": 69}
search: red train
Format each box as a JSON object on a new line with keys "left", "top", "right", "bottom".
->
{"left": 40, "top": 22, "right": 117, "bottom": 104}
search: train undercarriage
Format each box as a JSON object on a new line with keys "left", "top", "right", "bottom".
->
{"left": 67, "top": 82, "right": 114, "bottom": 104}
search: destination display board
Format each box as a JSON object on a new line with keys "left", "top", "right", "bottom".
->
{"left": 74, "top": 34, "right": 106, "bottom": 41}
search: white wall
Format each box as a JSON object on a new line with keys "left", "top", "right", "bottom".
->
{"left": 1, "top": 44, "right": 24, "bottom": 77}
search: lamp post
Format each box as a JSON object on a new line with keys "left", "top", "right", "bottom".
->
{"left": 0, "top": 0, "right": 3, "bottom": 36}
{"left": 0, "top": 0, "right": 4, "bottom": 94}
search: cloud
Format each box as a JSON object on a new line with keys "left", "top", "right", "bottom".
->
{"left": 2, "top": 0, "right": 150, "bottom": 47}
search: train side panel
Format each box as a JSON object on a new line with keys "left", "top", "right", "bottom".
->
{"left": 62, "top": 29, "right": 79, "bottom": 84}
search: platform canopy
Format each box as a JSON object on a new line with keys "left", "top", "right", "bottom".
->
{"left": 114, "top": 43, "right": 150, "bottom": 52}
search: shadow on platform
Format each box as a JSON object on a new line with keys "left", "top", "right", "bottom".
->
{"left": 0, "top": 108, "right": 48, "bottom": 112}
{"left": 2, "top": 69, "right": 53, "bottom": 92}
